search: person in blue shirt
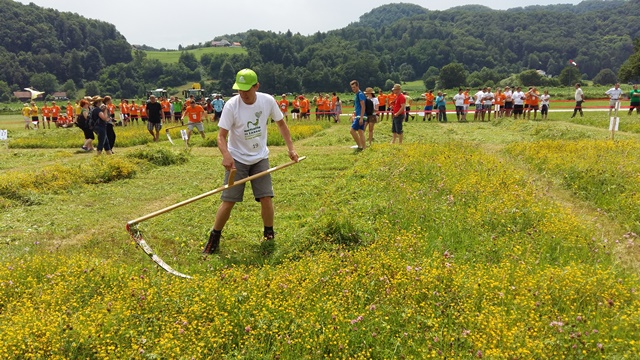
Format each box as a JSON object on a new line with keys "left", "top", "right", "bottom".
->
{"left": 435, "top": 91, "right": 447, "bottom": 122}
{"left": 212, "top": 95, "right": 225, "bottom": 121}
{"left": 349, "top": 80, "right": 367, "bottom": 152}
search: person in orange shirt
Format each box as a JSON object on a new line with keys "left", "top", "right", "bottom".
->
{"left": 66, "top": 101, "right": 74, "bottom": 120}
{"left": 160, "top": 97, "right": 171, "bottom": 124}
{"left": 299, "top": 95, "right": 310, "bottom": 119}
{"left": 463, "top": 88, "right": 471, "bottom": 120}
{"left": 140, "top": 102, "right": 148, "bottom": 123}
{"left": 315, "top": 94, "right": 325, "bottom": 120}
{"left": 118, "top": 99, "right": 129, "bottom": 126}
{"left": 129, "top": 100, "right": 140, "bottom": 125}
{"left": 422, "top": 90, "right": 435, "bottom": 121}
{"left": 291, "top": 96, "right": 300, "bottom": 120}
{"left": 526, "top": 87, "right": 540, "bottom": 120}
{"left": 523, "top": 87, "right": 533, "bottom": 118}
{"left": 323, "top": 94, "right": 332, "bottom": 121}
{"left": 493, "top": 88, "right": 505, "bottom": 120}
{"left": 387, "top": 91, "right": 397, "bottom": 121}
{"left": 41, "top": 102, "right": 51, "bottom": 128}
{"left": 278, "top": 94, "right": 289, "bottom": 121}
{"left": 50, "top": 101, "right": 61, "bottom": 127}
{"left": 377, "top": 90, "right": 388, "bottom": 122}
{"left": 181, "top": 100, "right": 207, "bottom": 145}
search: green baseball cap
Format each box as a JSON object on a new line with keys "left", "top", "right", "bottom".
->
{"left": 232, "top": 68, "right": 258, "bottom": 91}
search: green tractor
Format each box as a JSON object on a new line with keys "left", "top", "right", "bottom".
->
{"left": 146, "top": 88, "right": 168, "bottom": 99}
{"left": 182, "top": 83, "right": 206, "bottom": 101}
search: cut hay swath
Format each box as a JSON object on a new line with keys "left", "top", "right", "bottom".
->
{"left": 125, "top": 156, "right": 307, "bottom": 278}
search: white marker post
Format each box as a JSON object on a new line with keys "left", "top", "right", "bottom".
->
{"left": 0, "top": 129, "right": 8, "bottom": 150}
{"left": 610, "top": 100, "right": 620, "bottom": 140}
{"left": 180, "top": 129, "right": 189, "bottom": 148}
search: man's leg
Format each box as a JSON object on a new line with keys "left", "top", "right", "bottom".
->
{"left": 259, "top": 197, "right": 274, "bottom": 228}
{"left": 350, "top": 128, "right": 361, "bottom": 149}
{"left": 358, "top": 130, "right": 366, "bottom": 150}
{"left": 214, "top": 201, "right": 236, "bottom": 231}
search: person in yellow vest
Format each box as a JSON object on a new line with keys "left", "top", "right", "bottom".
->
{"left": 30, "top": 102, "right": 40, "bottom": 129}
{"left": 22, "top": 103, "right": 32, "bottom": 130}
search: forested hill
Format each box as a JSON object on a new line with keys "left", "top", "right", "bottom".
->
{"left": 0, "top": 0, "right": 131, "bottom": 87}
{"left": 225, "top": 0, "right": 640, "bottom": 93}
{"left": 346, "top": 0, "right": 636, "bottom": 78}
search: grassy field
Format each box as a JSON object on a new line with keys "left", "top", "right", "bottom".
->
{"left": 1, "top": 112, "right": 639, "bottom": 358}
{"left": 142, "top": 46, "right": 246, "bottom": 64}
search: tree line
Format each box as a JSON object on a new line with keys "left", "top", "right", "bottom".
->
{"left": 1, "top": 0, "right": 639, "bottom": 101}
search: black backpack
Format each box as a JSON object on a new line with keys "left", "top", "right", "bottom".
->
{"left": 364, "top": 98, "right": 374, "bottom": 116}
{"left": 89, "top": 107, "right": 102, "bottom": 129}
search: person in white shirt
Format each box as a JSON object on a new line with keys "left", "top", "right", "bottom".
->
{"left": 512, "top": 86, "right": 526, "bottom": 120}
{"left": 453, "top": 88, "right": 466, "bottom": 122}
{"left": 503, "top": 86, "right": 513, "bottom": 118}
{"left": 605, "top": 83, "right": 623, "bottom": 117}
{"left": 474, "top": 88, "right": 485, "bottom": 121}
{"left": 203, "top": 68, "right": 300, "bottom": 254}
{"left": 540, "top": 90, "right": 551, "bottom": 120}
{"left": 482, "top": 87, "right": 494, "bottom": 121}
{"left": 571, "top": 83, "right": 585, "bottom": 118}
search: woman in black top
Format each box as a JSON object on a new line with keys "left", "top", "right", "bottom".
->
{"left": 91, "top": 96, "right": 112, "bottom": 155}
{"left": 103, "top": 96, "right": 117, "bottom": 151}
{"left": 76, "top": 99, "right": 94, "bottom": 151}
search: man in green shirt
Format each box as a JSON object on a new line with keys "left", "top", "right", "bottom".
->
{"left": 173, "top": 97, "right": 184, "bottom": 125}
{"left": 629, "top": 84, "right": 640, "bottom": 115}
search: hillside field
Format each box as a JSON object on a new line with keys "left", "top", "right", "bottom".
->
{"left": 141, "top": 46, "right": 246, "bottom": 64}
{"left": 0, "top": 112, "right": 639, "bottom": 358}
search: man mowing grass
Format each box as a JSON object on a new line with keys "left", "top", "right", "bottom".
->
{"left": 203, "top": 68, "right": 299, "bottom": 254}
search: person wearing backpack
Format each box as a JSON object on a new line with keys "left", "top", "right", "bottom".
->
{"left": 349, "top": 80, "right": 367, "bottom": 152}
{"left": 364, "top": 87, "right": 379, "bottom": 147}
{"left": 76, "top": 99, "right": 94, "bottom": 151}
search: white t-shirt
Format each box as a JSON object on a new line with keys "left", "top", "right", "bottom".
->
{"left": 605, "top": 87, "right": 623, "bottom": 100}
{"left": 504, "top": 90, "right": 513, "bottom": 102}
{"left": 541, "top": 94, "right": 551, "bottom": 106}
{"left": 218, "top": 92, "right": 284, "bottom": 165}
{"left": 371, "top": 97, "right": 379, "bottom": 110}
{"left": 483, "top": 92, "right": 494, "bottom": 105}
{"left": 575, "top": 88, "right": 584, "bottom": 101}
{"left": 474, "top": 91, "right": 484, "bottom": 105}
{"left": 453, "top": 93, "right": 465, "bottom": 107}
{"left": 513, "top": 91, "right": 525, "bottom": 105}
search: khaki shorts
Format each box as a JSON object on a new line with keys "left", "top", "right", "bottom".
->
{"left": 187, "top": 122, "right": 204, "bottom": 132}
{"left": 367, "top": 114, "right": 378, "bottom": 124}
{"left": 221, "top": 158, "right": 273, "bottom": 202}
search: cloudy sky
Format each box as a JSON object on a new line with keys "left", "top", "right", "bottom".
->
{"left": 17, "top": 0, "right": 582, "bottom": 49}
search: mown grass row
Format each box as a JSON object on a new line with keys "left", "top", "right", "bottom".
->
{"left": 6, "top": 121, "right": 329, "bottom": 149}
{"left": 0, "top": 141, "right": 638, "bottom": 359}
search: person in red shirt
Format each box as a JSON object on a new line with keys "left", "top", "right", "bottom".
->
{"left": 181, "top": 100, "right": 206, "bottom": 145}
{"left": 391, "top": 84, "right": 406, "bottom": 144}
{"left": 278, "top": 94, "right": 289, "bottom": 121}
{"left": 50, "top": 101, "right": 61, "bottom": 127}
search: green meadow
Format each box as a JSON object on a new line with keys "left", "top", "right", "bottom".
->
{"left": 142, "top": 46, "right": 247, "bottom": 64}
{"left": 0, "top": 111, "right": 639, "bottom": 358}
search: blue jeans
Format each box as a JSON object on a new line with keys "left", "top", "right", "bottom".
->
{"left": 94, "top": 125, "right": 111, "bottom": 151}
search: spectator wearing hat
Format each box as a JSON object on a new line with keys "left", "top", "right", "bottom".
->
{"left": 203, "top": 68, "right": 299, "bottom": 254}
{"left": 22, "top": 103, "right": 31, "bottom": 130}
{"left": 90, "top": 96, "right": 112, "bottom": 155}
{"left": 364, "top": 87, "right": 379, "bottom": 147}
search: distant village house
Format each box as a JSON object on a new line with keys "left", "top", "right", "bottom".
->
{"left": 13, "top": 91, "right": 42, "bottom": 102}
